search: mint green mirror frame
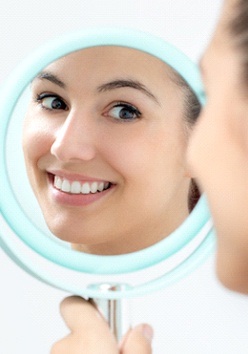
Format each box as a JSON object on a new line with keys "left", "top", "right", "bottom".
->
{"left": 0, "top": 28, "right": 215, "bottom": 299}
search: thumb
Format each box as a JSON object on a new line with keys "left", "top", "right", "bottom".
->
{"left": 51, "top": 296, "right": 118, "bottom": 354}
{"left": 120, "top": 324, "right": 153, "bottom": 354}
{"left": 60, "top": 296, "right": 105, "bottom": 333}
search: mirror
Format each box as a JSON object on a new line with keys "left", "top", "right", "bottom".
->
{"left": 12, "top": 45, "right": 201, "bottom": 255}
{"left": 0, "top": 28, "right": 214, "bottom": 298}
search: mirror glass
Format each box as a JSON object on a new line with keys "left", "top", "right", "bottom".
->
{"left": 0, "top": 29, "right": 213, "bottom": 297}
{"left": 7, "top": 45, "right": 202, "bottom": 256}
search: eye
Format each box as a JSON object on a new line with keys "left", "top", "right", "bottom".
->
{"left": 35, "top": 93, "right": 68, "bottom": 111}
{"left": 107, "top": 103, "right": 141, "bottom": 121}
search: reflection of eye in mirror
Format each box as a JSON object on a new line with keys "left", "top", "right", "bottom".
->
{"left": 9, "top": 46, "right": 202, "bottom": 256}
{"left": 1, "top": 29, "right": 213, "bottom": 300}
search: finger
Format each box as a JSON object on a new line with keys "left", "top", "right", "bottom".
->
{"left": 120, "top": 324, "right": 153, "bottom": 354}
{"left": 58, "top": 296, "right": 118, "bottom": 353}
{"left": 60, "top": 296, "right": 104, "bottom": 333}
{"left": 51, "top": 332, "right": 112, "bottom": 354}
{"left": 50, "top": 334, "right": 82, "bottom": 354}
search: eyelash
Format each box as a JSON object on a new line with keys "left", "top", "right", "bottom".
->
{"left": 34, "top": 94, "right": 142, "bottom": 121}
{"left": 106, "top": 102, "right": 142, "bottom": 121}
{"left": 35, "top": 93, "right": 68, "bottom": 111}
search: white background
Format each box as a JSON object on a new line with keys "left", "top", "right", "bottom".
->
{"left": 2, "top": 1, "right": 248, "bottom": 353}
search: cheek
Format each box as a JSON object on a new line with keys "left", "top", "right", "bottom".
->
{"left": 22, "top": 115, "right": 54, "bottom": 165}
{"left": 101, "top": 125, "right": 187, "bottom": 184}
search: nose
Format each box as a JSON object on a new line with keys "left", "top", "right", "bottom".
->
{"left": 51, "top": 110, "right": 97, "bottom": 162}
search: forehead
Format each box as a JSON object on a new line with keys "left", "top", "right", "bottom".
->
{"left": 43, "top": 46, "right": 176, "bottom": 87}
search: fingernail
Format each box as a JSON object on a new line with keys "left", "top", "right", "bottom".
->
{"left": 141, "top": 324, "right": 154, "bottom": 343}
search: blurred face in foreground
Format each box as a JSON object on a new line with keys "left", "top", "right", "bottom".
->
{"left": 188, "top": 0, "right": 248, "bottom": 292}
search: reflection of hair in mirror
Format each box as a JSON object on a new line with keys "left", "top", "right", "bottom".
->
{"left": 172, "top": 71, "right": 201, "bottom": 126}
{"left": 23, "top": 47, "right": 203, "bottom": 254}
{"left": 170, "top": 69, "right": 201, "bottom": 211}
{"left": 230, "top": 0, "right": 248, "bottom": 84}
{"left": 188, "top": 179, "right": 200, "bottom": 211}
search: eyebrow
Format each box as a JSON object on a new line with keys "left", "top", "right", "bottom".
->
{"left": 34, "top": 73, "right": 160, "bottom": 105}
{"left": 34, "top": 71, "right": 66, "bottom": 88}
{"left": 97, "top": 79, "right": 160, "bottom": 105}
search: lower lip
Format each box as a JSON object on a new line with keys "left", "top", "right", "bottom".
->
{"left": 48, "top": 175, "right": 115, "bottom": 207}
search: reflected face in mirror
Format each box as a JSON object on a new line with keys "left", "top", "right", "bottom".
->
{"left": 22, "top": 46, "right": 200, "bottom": 255}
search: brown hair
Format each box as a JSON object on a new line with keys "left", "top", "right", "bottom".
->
{"left": 171, "top": 70, "right": 202, "bottom": 125}
{"left": 171, "top": 69, "right": 202, "bottom": 211}
{"left": 229, "top": 0, "right": 248, "bottom": 84}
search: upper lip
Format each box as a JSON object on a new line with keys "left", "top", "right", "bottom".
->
{"left": 47, "top": 169, "right": 114, "bottom": 183}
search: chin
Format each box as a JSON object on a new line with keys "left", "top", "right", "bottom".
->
{"left": 47, "top": 222, "right": 105, "bottom": 246}
{"left": 216, "top": 252, "right": 248, "bottom": 294}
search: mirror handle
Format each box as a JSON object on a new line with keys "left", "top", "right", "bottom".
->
{"left": 88, "top": 283, "right": 131, "bottom": 342}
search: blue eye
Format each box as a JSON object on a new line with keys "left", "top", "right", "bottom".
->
{"left": 108, "top": 103, "right": 141, "bottom": 121}
{"left": 36, "top": 94, "right": 68, "bottom": 111}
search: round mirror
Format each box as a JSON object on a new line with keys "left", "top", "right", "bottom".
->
{"left": 0, "top": 28, "right": 214, "bottom": 299}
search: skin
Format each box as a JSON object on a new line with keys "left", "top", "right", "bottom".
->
{"left": 50, "top": 296, "right": 153, "bottom": 354}
{"left": 188, "top": 0, "right": 248, "bottom": 293}
{"left": 23, "top": 46, "right": 192, "bottom": 255}
{"left": 51, "top": 1, "right": 248, "bottom": 352}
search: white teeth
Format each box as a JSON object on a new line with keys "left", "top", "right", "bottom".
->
{"left": 104, "top": 182, "right": 110, "bottom": 189}
{"left": 81, "top": 182, "right": 91, "bottom": 194}
{"left": 61, "top": 179, "right": 70, "bottom": 192}
{"left": 54, "top": 176, "right": 62, "bottom": 189}
{"left": 98, "top": 182, "right": 104, "bottom": 192}
{"left": 90, "top": 182, "right": 98, "bottom": 193}
{"left": 71, "top": 181, "right": 81, "bottom": 194}
{"left": 54, "top": 176, "right": 111, "bottom": 195}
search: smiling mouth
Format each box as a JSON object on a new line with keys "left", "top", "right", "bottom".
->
{"left": 53, "top": 175, "right": 112, "bottom": 195}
